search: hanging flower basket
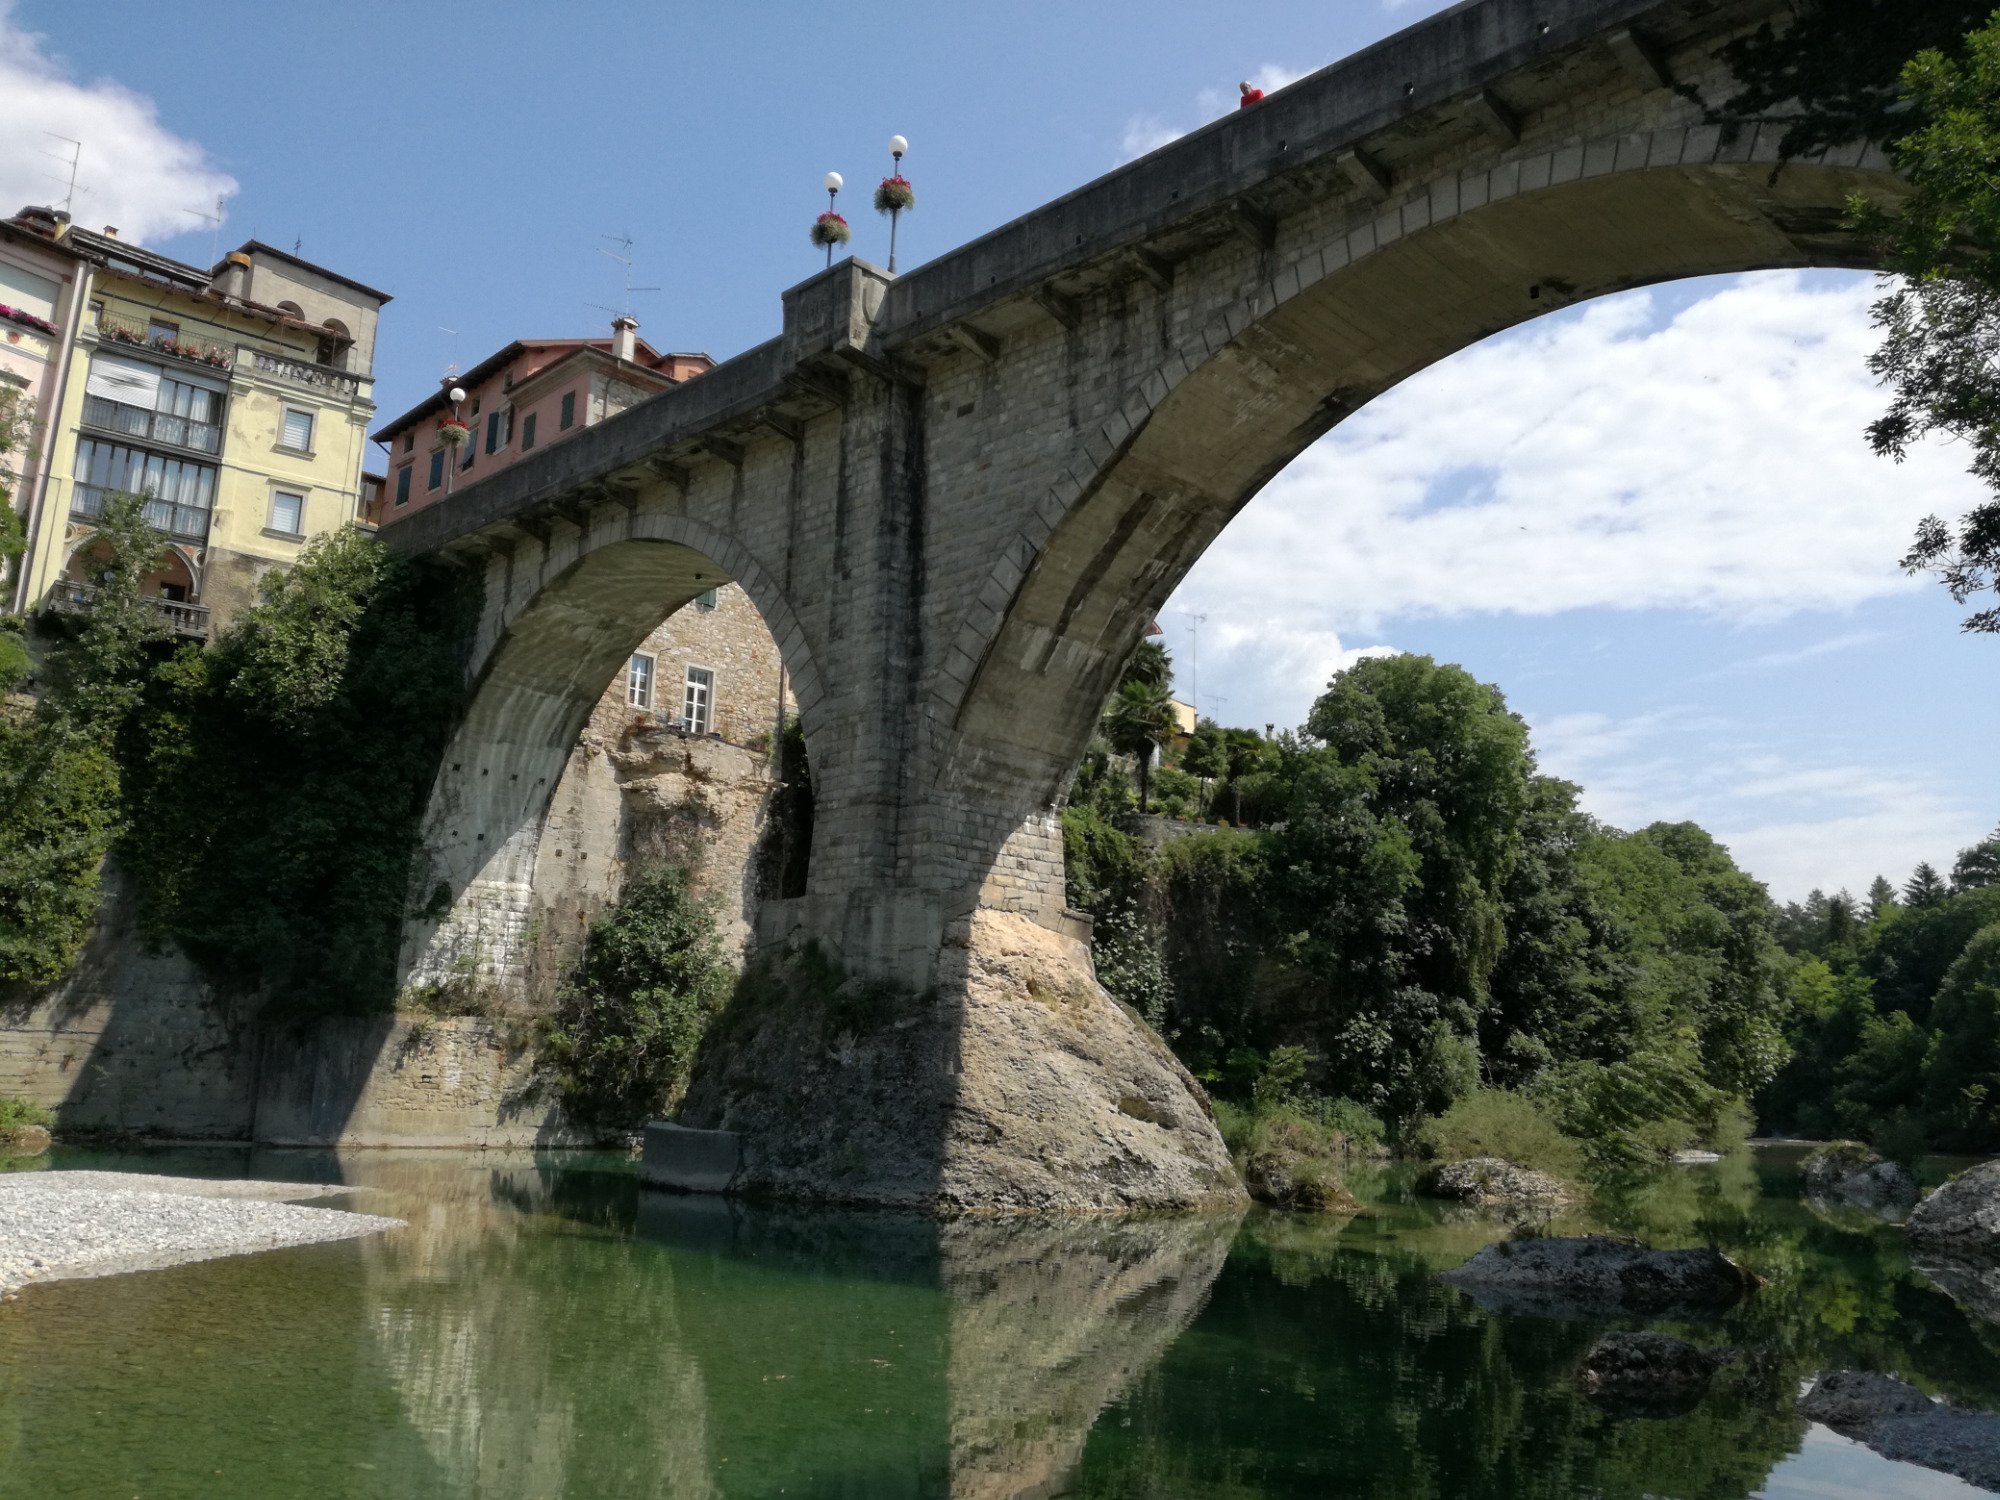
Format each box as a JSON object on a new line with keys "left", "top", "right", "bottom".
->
{"left": 438, "top": 417, "right": 471, "bottom": 448}
{"left": 810, "top": 212, "right": 851, "bottom": 249}
{"left": 874, "top": 175, "right": 915, "bottom": 214}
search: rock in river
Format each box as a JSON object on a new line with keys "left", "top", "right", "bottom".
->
{"left": 1577, "top": 1332, "right": 1734, "bottom": 1418}
{"left": 1439, "top": 1235, "right": 1759, "bottom": 1320}
{"left": 1803, "top": 1142, "right": 1918, "bottom": 1215}
{"left": 1800, "top": 1370, "right": 2000, "bottom": 1493}
{"left": 1907, "top": 1159, "right": 2000, "bottom": 1260}
{"left": 1417, "top": 1157, "right": 1578, "bottom": 1209}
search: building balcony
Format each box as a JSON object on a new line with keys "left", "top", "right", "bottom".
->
{"left": 43, "top": 580, "right": 209, "bottom": 640}
{"left": 249, "top": 349, "right": 362, "bottom": 397}
{"left": 81, "top": 393, "right": 222, "bottom": 456}
{"left": 70, "top": 482, "right": 212, "bottom": 545}
{"left": 95, "top": 315, "right": 233, "bottom": 372}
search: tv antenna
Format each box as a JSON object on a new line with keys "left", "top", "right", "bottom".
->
{"left": 1182, "top": 610, "right": 1207, "bottom": 719}
{"left": 181, "top": 194, "right": 225, "bottom": 265}
{"left": 437, "top": 326, "right": 460, "bottom": 378}
{"left": 590, "top": 233, "right": 659, "bottom": 322}
{"left": 41, "top": 134, "right": 82, "bottom": 215}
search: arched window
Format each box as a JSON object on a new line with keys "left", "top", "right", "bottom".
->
{"left": 276, "top": 299, "right": 304, "bottom": 319}
{"left": 319, "top": 318, "right": 350, "bottom": 371}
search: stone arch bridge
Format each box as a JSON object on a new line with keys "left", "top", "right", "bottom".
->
{"left": 381, "top": 0, "right": 1897, "bottom": 1206}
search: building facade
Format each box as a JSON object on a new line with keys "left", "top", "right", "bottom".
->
{"left": 3, "top": 206, "right": 390, "bottom": 634}
{"left": 370, "top": 318, "right": 710, "bottom": 523}
{"left": 605, "top": 581, "right": 789, "bottom": 748}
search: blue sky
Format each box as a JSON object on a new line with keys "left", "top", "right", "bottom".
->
{"left": 3, "top": 0, "right": 1993, "bottom": 901}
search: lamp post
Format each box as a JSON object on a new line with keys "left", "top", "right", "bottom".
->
{"left": 879, "top": 135, "right": 912, "bottom": 273}
{"left": 442, "top": 382, "right": 467, "bottom": 494}
{"left": 819, "top": 172, "right": 845, "bottom": 268}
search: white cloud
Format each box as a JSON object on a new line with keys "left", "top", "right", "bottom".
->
{"left": 1120, "top": 64, "right": 1317, "bottom": 161}
{"left": 1189, "top": 273, "right": 1973, "bottom": 633}
{"left": 1530, "top": 707, "right": 1982, "bottom": 902}
{"left": 1166, "top": 271, "right": 1982, "bottom": 731}
{"left": 0, "top": 0, "right": 236, "bottom": 243}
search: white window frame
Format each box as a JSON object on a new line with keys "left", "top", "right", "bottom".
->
{"left": 278, "top": 404, "right": 316, "bottom": 454}
{"left": 627, "top": 652, "right": 656, "bottom": 710}
{"left": 682, "top": 664, "right": 715, "bottom": 736}
{"left": 267, "top": 488, "right": 306, "bottom": 537}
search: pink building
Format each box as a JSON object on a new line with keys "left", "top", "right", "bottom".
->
{"left": 371, "top": 318, "right": 710, "bottom": 519}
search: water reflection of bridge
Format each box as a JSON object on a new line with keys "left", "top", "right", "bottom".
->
{"left": 341, "top": 1155, "right": 1238, "bottom": 1497}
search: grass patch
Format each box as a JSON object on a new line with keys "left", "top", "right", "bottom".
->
{"left": 0, "top": 1095, "right": 50, "bottom": 1130}
{"left": 1413, "top": 1087, "right": 1585, "bottom": 1180}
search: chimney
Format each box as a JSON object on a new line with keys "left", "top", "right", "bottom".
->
{"left": 611, "top": 315, "right": 637, "bottom": 363}
{"left": 102, "top": 226, "right": 119, "bottom": 238}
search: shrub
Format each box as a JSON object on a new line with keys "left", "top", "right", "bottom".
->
{"left": 1414, "top": 1087, "right": 1585, "bottom": 1180}
{"left": 539, "top": 865, "right": 730, "bottom": 1127}
{"left": 0, "top": 1095, "right": 50, "bottom": 1130}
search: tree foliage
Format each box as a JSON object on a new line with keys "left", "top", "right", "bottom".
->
{"left": 119, "top": 528, "right": 478, "bottom": 1011}
{"left": 540, "top": 864, "right": 731, "bottom": 1126}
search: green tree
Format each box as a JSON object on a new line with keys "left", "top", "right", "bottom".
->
{"left": 1272, "top": 655, "right": 1533, "bottom": 1119}
{"left": 1850, "top": 14, "right": 2000, "bottom": 631}
{"left": 40, "top": 492, "right": 167, "bottom": 744}
{"left": 119, "top": 528, "right": 477, "bottom": 1010}
{"left": 1866, "top": 874, "right": 1900, "bottom": 923}
{"left": 1905, "top": 861, "right": 1949, "bottom": 907}
{"left": 1103, "top": 679, "right": 1179, "bottom": 814}
{"left": 1922, "top": 922, "right": 2000, "bottom": 1148}
{"left": 540, "top": 865, "right": 731, "bottom": 1126}
{"left": 1120, "top": 638, "right": 1172, "bottom": 691}
{"left": 1952, "top": 828, "right": 2000, "bottom": 891}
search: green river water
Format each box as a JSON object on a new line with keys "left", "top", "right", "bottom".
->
{"left": 0, "top": 1145, "right": 1995, "bottom": 1498}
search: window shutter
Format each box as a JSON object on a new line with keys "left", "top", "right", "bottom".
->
{"left": 560, "top": 391, "right": 576, "bottom": 430}
{"left": 85, "top": 354, "right": 161, "bottom": 406}
{"left": 396, "top": 466, "right": 412, "bottom": 504}
{"left": 282, "top": 408, "right": 314, "bottom": 450}
{"left": 521, "top": 413, "right": 537, "bottom": 451}
{"left": 486, "top": 411, "right": 501, "bottom": 454}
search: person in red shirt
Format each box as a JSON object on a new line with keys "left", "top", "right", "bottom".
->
{"left": 1238, "top": 81, "right": 1265, "bottom": 107}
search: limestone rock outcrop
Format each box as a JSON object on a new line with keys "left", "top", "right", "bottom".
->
{"left": 1907, "top": 1159, "right": 2000, "bottom": 1260}
{"left": 1439, "top": 1235, "right": 1759, "bottom": 1320}
{"left": 677, "top": 910, "right": 1246, "bottom": 1212}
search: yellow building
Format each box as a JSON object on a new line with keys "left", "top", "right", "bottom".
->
{"left": 4, "top": 206, "right": 389, "bottom": 635}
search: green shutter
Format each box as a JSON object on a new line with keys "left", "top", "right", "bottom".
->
{"left": 560, "top": 391, "right": 576, "bottom": 429}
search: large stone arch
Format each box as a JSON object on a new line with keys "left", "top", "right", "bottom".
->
{"left": 400, "top": 504, "right": 825, "bottom": 995}
{"left": 927, "top": 130, "right": 1901, "bottom": 867}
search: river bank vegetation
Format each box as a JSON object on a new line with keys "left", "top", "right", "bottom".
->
{"left": 1066, "top": 645, "right": 1997, "bottom": 1190}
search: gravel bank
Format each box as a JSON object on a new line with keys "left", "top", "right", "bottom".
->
{"left": 0, "top": 1171, "right": 403, "bottom": 1295}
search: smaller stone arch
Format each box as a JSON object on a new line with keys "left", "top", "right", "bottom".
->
{"left": 401, "top": 504, "right": 824, "bottom": 997}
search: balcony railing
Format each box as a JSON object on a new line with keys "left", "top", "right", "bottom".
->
{"left": 251, "top": 349, "right": 361, "bottom": 396}
{"left": 95, "top": 315, "right": 233, "bottom": 372}
{"left": 70, "top": 482, "right": 212, "bottom": 544}
{"left": 44, "top": 581, "right": 209, "bottom": 639}
{"left": 81, "top": 394, "right": 222, "bottom": 455}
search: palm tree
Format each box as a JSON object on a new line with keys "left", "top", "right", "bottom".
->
{"left": 1121, "top": 639, "right": 1172, "bottom": 691}
{"left": 1104, "top": 679, "right": 1179, "bottom": 813}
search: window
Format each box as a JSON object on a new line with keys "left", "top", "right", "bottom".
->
{"left": 402, "top": 431, "right": 414, "bottom": 454}
{"left": 521, "top": 413, "right": 537, "bottom": 451}
{"left": 147, "top": 317, "right": 179, "bottom": 346}
{"left": 88, "top": 299, "right": 104, "bottom": 327}
{"left": 428, "top": 449, "right": 445, "bottom": 490}
{"left": 82, "top": 355, "right": 224, "bottom": 454}
{"left": 627, "top": 653, "right": 655, "bottom": 710}
{"left": 485, "top": 408, "right": 513, "bottom": 454}
{"left": 560, "top": 391, "right": 576, "bottom": 430}
{"left": 71, "top": 436, "right": 216, "bottom": 540}
{"left": 279, "top": 407, "right": 315, "bottom": 453}
{"left": 269, "top": 490, "right": 305, "bottom": 535}
{"left": 395, "top": 466, "right": 412, "bottom": 506}
{"left": 683, "top": 666, "right": 714, "bottom": 735}
{"left": 692, "top": 588, "right": 719, "bottom": 611}
{"left": 461, "top": 435, "right": 475, "bottom": 472}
